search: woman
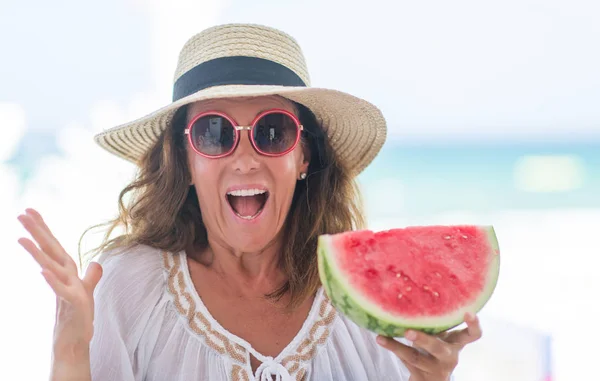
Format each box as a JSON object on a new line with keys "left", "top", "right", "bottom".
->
{"left": 17, "top": 24, "right": 481, "bottom": 381}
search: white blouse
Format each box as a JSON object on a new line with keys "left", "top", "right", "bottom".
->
{"left": 89, "top": 244, "right": 441, "bottom": 381}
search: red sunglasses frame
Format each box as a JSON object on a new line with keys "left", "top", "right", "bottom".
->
{"left": 184, "top": 108, "right": 304, "bottom": 159}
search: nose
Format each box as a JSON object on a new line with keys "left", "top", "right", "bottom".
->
{"left": 230, "top": 130, "right": 261, "bottom": 174}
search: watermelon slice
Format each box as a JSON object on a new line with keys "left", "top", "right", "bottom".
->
{"left": 317, "top": 225, "right": 500, "bottom": 337}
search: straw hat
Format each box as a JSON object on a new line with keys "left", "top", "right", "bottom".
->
{"left": 94, "top": 23, "right": 387, "bottom": 175}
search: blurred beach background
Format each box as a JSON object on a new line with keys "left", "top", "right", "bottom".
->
{"left": 1, "top": 0, "right": 598, "bottom": 380}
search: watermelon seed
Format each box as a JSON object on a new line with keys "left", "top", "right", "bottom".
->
{"left": 423, "top": 285, "right": 430, "bottom": 291}
{"left": 443, "top": 235, "right": 451, "bottom": 240}
{"left": 462, "top": 234, "right": 468, "bottom": 239}
{"left": 396, "top": 273, "right": 401, "bottom": 278}
{"left": 406, "top": 286, "right": 412, "bottom": 291}
{"left": 435, "top": 272, "right": 441, "bottom": 278}
{"left": 433, "top": 291, "right": 439, "bottom": 297}
{"left": 397, "top": 293, "right": 403, "bottom": 299}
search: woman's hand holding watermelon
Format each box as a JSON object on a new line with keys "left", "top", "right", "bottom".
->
{"left": 376, "top": 312, "right": 482, "bottom": 381}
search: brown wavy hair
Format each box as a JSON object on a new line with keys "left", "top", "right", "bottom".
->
{"left": 80, "top": 100, "right": 366, "bottom": 309}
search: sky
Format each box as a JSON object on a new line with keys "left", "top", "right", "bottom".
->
{"left": 1, "top": 1, "right": 599, "bottom": 380}
{"left": 219, "top": 0, "right": 600, "bottom": 141}
{"left": 1, "top": 0, "right": 599, "bottom": 142}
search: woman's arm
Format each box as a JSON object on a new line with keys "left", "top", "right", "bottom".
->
{"left": 17, "top": 209, "right": 101, "bottom": 381}
{"left": 50, "top": 341, "right": 92, "bottom": 381}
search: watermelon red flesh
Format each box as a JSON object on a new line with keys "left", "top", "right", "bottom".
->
{"left": 318, "top": 225, "right": 500, "bottom": 336}
{"left": 337, "top": 226, "right": 493, "bottom": 317}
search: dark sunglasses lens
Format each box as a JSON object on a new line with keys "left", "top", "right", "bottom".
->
{"left": 190, "top": 115, "right": 235, "bottom": 156}
{"left": 252, "top": 113, "right": 299, "bottom": 154}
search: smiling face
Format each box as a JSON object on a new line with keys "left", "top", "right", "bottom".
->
{"left": 186, "top": 96, "right": 310, "bottom": 254}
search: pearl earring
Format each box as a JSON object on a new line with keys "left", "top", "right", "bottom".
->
{"left": 299, "top": 172, "right": 307, "bottom": 180}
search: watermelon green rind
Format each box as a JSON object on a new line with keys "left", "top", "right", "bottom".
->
{"left": 317, "top": 226, "right": 501, "bottom": 337}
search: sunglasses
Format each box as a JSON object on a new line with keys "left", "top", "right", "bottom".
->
{"left": 184, "top": 108, "right": 304, "bottom": 158}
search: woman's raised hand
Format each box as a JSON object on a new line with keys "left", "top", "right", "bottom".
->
{"left": 17, "top": 208, "right": 103, "bottom": 361}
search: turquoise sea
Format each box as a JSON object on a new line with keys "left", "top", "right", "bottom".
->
{"left": 362, "top": 141, "right": 599, "bottom": 217}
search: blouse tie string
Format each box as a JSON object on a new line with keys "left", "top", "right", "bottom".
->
{"left": 255, "top": 357, "right": 293, "bottom": 381}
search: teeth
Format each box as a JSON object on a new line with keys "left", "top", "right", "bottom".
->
{"left": 227, "top": 188, "right": 267, "bottom": 197}
{"left": 234, "top": 209, "right": 263, "bottom": 220}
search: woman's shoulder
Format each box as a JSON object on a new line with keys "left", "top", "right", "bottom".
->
{"left": 90, "top": 244, "right": 180, "bottom": 378}
{"left": 91, "top": 244, "right": 178, "bottom": 340}
{"left": 96, "top": 243, "right": 167, "bottom": 279}
{"left": 93, "top": 243, "right": 173, "bottom": 303}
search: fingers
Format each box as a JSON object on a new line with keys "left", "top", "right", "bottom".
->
{"left": 82, "top": 262, "right": 103, "bottom": 294}
{"left": 405, "top": 330, "right": 454, "bottom": 360}
{"left": 26, "top": 208, "right": 60, "bottom": 245}
{"left": 18, "top": 237, "right": 70, "bottom": 284}
{"left": 17, "top": 209, "right": 71, "bottom": 267}
{"left": 19, "top": 209, "right": 64, "bottom": 265}
{"left": 444, "top": 313, "right": 483, "bottom": 347}
{"left": 377, "top": 316, "right": 483, "bottom": 380}
{"left": 41, "top": 268, "right": 71, "bottom": 297}
{"left": 376, "top": 336, "right": 436, "bottom": 373}
{"left": 405, "top": 363, "right": 426, "bottom": 381}
{"left": 41, "top": 267, "right": 88, "bottom": 306}
{"left": 464, "top": 313, "right": 483, "bottom": 342}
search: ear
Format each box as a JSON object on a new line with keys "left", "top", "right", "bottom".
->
{"left": 299, "top": 139, "right": 311, "bottom": 174}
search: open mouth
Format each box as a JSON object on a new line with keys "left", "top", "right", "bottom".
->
{"left": 226, "top": 188, "right": 269, "bottom": 220}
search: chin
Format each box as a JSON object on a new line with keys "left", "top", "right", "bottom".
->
{"left": 225, "top": 229, "right": 280, "bottom": 254}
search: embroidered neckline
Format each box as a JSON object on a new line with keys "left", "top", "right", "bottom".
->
{"left": 162, "top": 251, "right": 337, "bottom": 381}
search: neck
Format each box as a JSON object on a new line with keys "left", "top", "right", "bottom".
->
{"left": 190, "top": 236, "right": 287, "bottom": 296}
